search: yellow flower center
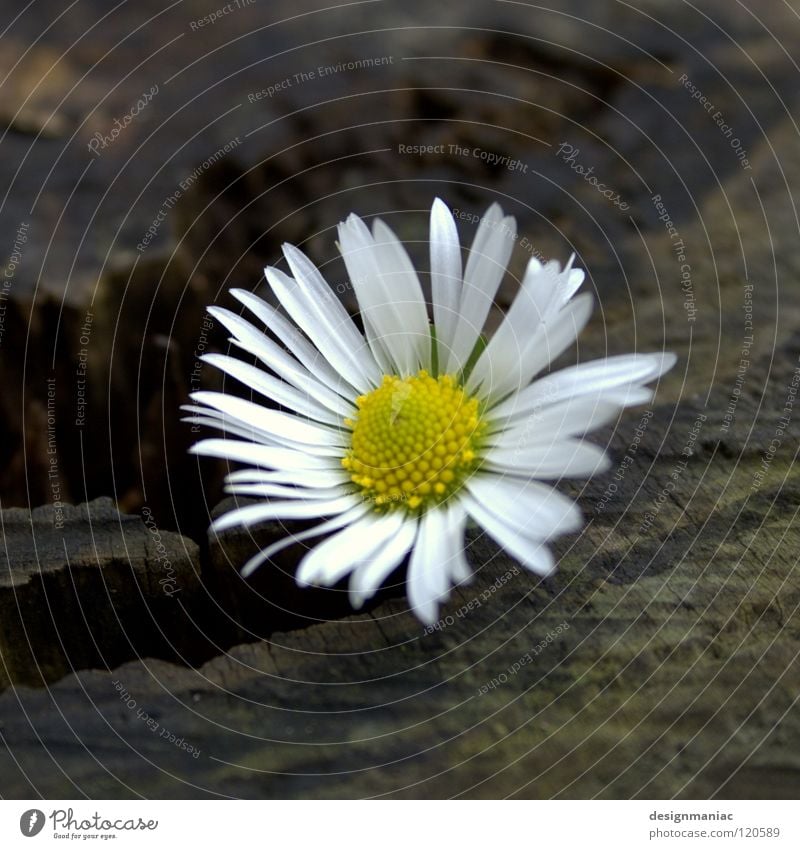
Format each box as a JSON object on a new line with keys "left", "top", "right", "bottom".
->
{"left": 342, "top": 370, "right": 485, "bottom": 511}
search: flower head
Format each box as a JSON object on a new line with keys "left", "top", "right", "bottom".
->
{"left": 186, "top": 199, "right": 675, "bottom": 624}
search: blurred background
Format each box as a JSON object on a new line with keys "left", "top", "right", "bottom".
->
{"left": 1, "top": 0, "right": 799, "bottom": 798}
{"left": 6, "top": 0, "right": 787, "bottom": 532}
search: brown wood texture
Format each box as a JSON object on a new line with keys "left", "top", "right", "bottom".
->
{"left": 0, "top": 0, "right": 799, "bottom": 798}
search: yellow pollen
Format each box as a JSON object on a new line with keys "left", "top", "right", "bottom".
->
{"left": 342, "top": 370, "right": 485, "bottom": 512}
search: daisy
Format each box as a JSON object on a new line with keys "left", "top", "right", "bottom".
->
{"left": 185, "top": 199, "right": 676, "bottom": 624}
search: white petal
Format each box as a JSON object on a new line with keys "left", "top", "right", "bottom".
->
{"left": 349, "top": 518, "right": 418, "bottom": 608}
{"left": 465, "top": 476, "right": 582, "bottom": 540}
{"left": 240, "top": 502, "right": 369, "bottom": 578}
{"left": 296, "top": 510, "right": 405, "bottom": 587}
{"left": 407, "top": 509, "right": 453, "bottom": 624}
{"left": 606, "top": 386, "right": 653, "bottom": 406}
{"left": 443, "top": 502, "right": 471, "bottom": 585}
{"left": 185, "top": 407, "right": 346, "bottom": 455}
{"left": 511, "top": 292, "right": 595, "bottom": 393}
{"left": 278, "top": 246, "right": 382, "bottom": 388}
{"left": 209, "top": 306, "right": 353, "bottom": 417}
{"left": 230, "top": 289, "right": 345, "bottom": 390}
{"left": 211, "top": 493, "right": 358, "bottom": 533}
{"left": 446, "top": 203, "right": 516, "bottom": 375}
{"left": 337, "top": 215, "right": 398, "bottom": 371}
{"left": 371, "top": 217, "right": 431, "bottom": 369}
{"left": 225, "top": 468, "right": 347, "bottom": 489}
{"left": 492, "top": 352, "right": 676, "bottom": 422}
{"left": 489, "top": 396, "right": 622, "bottom": 445}
{"left": 190, "top": 438, "right": 336, "bottom": 471}
{"left": 190, "top": 391, "right": 346, "bottom": 448}
{"left": 429, "top": 198, "right": 462, "bottom": 364}
{"left": 484, "top": 438, "right": 611, "bottom": 479}
{"left": 182, "top": 412, "right": 283, "bottom": 445}
{"left": 200, "top": 353, "right": 342, "bottom": 425}
{"left": 266, "top": 261, "right": 379, "bottom": 394}
{"left": 563, "top": 267, "right": 585, "bottom": 303}
{"left": 335, "top": 224, "right": 397, "bottom": 373}
{"left": 362, "top": 313, "right": 395, "bottom": 374}
{"left": 338, "top": 214, "right": 424, "bottom": 375}
{"left": 462, "top": 492, "right": 556, "bottom": 576}
{"left": 224, "top": 483, "right": 348, "bottom": 500}
{"left": 467, "top": 258, "right": 566, "bottom": 399}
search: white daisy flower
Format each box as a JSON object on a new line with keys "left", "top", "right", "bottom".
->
{"left": 185, "top": 199, "right": 676, "bottom": 624}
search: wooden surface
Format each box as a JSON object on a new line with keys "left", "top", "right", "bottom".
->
{"left": 1, "top": 0, "right": 799, "bottom": 798}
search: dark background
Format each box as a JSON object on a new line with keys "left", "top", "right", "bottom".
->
{"left": 0, "top": 0, "right": 798, "bottom": 798}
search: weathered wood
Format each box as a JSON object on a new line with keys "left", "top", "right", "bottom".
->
{"left": 0, "top": 498, "right": 203, "bottom": 691}
{"left": 1, "top": 355, "right": 799, "bottom": 798}
{"left": 0, "top": 0, "right": 799, "bottom": 800}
